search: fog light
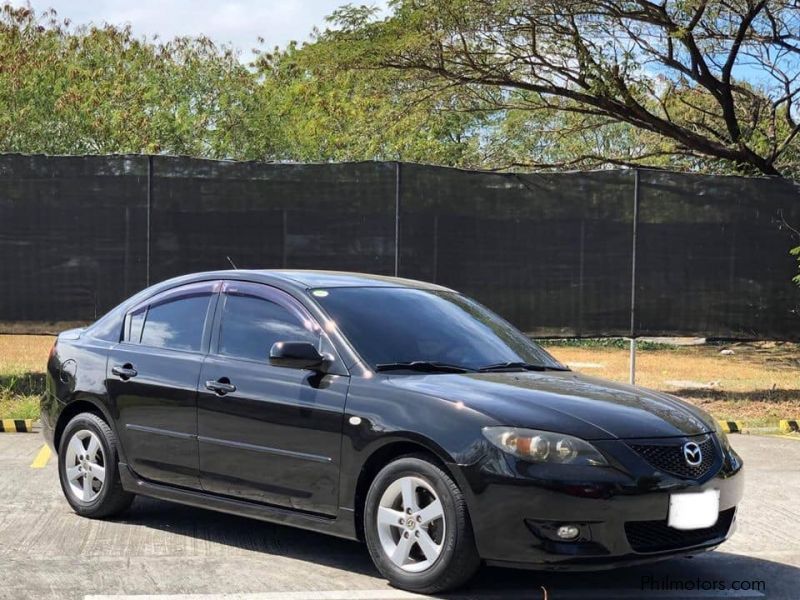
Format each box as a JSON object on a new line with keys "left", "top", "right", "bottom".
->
{"left": 556, "top": 524, "right": 580, "bottom": 540}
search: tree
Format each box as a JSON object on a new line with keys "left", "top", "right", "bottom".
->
{"left": 0, "top": 5, "right": 486, "bottom": 167}
{"left": 0, "top": 5, "right": 255, "bottom": 157}
{"left": 319, "top": 0, "right": 800, "bottom": 177}
{"left": 245, "top": 41, "right": 487, "bottom": 165}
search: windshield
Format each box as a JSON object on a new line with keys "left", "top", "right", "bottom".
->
{"left": 310, "top": 287, "right": 566, "bottom": 372}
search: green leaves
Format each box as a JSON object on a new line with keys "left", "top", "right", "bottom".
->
{"left": 0, "top": 7, "right": 252, "bottom": 158}
{"left": 306, "top": 0, "right": 800, "bottom": 177}
{"left": 0, "top": 5, "right": 485, "bottom": 166}
{"left": 2, "top": 2, "right": 800, "bottom": 180}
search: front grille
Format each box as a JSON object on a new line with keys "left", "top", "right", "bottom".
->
{"left": 625, "top": 508, "right": 735, "bottom": 553}
{"left": 628, "top": 435, "right": 718, "bottom": 479}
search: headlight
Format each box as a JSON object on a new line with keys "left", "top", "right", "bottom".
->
{"left": 712, "top": 420, "right": 741, "bottom": 468}
{"left": 482, "top": 427, "right": 608, "bottom": 466}
{"left": 712, "top": 419, "right": 732, "bottom": 451}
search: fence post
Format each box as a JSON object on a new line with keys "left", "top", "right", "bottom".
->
{"left": 394, "top": 161, "right": 401, "bottom": 277}
{"left": 629, "top": 168, "right": 640, "bottom": 385}
{"left": 281, "top": 209, "right": 288, "bottom": 268}
{"left": 432, "top": 214, "right": 439, "bottom": 283}
{"left": 146, "top": 155, "right": 153, "bottom": 287}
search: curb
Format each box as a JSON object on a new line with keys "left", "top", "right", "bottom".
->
{"left": 717, "top": 420, "right": 745, "bottom": 434}
{"left": 779, "top": 419, "right": 800, "bottom": 434}
{"left": 0, "top": 419, "right": 34, "bottom": 433}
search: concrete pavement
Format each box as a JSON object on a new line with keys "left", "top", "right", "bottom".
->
{"left": 0, "top": 433, "right": 798, "bottom": 599}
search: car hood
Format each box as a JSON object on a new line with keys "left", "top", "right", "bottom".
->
{"left": 384, "top": 370, "right": 714, "bottom": 440}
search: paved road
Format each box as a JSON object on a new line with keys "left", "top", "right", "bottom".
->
{"left": 0, "top": 433, "right": 798, "bottom": 600}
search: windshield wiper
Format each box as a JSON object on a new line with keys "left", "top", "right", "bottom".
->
{"left": 375, "top": 361, "right": 475, "bottom": 374}
{"left": 478, "top": 361, "right": 570, "bottom": 373}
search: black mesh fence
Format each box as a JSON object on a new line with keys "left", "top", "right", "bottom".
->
{"left": 0, "top": 155, "right": 148, "bottom": 323}
{"left": 398, "top": 165, "right": 635, "bottom": 337}
{"left": 0, "top": 155, "right": 798, "bottom": 339}
{"left": 636, "top": 171, "right": 800, "bottom": 340}
{"left": 149, "top": 157, "right": 396, "bottom": 282}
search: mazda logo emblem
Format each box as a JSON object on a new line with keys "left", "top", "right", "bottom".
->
{"left": 683, "top": 442, "right": 702, "bottom": 466}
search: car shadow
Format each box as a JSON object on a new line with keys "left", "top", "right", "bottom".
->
{"left": 118, "top": 496, "right": 798, "bottom": 599}
{"left": 118, "top": 495, "right": 376, "bottom": 576}
{"left": 462, "top": 552, "right": 796, "bottom": 598}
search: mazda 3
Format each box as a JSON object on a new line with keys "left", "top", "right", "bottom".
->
{"left": 42, "top": 270, "right": 743, "bottom": 592}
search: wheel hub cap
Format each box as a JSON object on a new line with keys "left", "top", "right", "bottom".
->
{"left": 64, "top": 429, "right": 106, "bottom": 503}
{"left": 376, "top": 475, "right": 445, "bottom": 573}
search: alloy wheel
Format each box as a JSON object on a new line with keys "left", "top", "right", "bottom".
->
{"left": 64, "top": 429, "right": 106, "bottom": 503}
{"left": 376, "top": 475, "right": 445, "bottom": 572}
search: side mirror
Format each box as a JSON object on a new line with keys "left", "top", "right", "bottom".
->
{"left": 269, "top": 341, "right": 327, "bottom": 371}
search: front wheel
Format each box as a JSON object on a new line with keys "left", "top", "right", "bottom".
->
{"left": 364, "top": 455, "right": 480, "bottom": 593}
{"left": 58, "top": 412, "right": 134, "bottom": 518}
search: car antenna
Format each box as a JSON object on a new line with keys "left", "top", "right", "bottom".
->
{"left": 226, "top": 256, "right": 238, "bottom": 270}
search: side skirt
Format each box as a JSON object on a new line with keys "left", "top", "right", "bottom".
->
{"left": 118, "top": 462, "right": 358, "bottom": 541}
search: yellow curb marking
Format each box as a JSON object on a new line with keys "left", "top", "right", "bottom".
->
{"left": 30, "top": 444, "right": 52, "bottom": 469}
{"left": 0, "top": 418, "right": 34, "bottom": 432}
{"left": 717, "top": 419, "right": 744, "bottom": 434}
{"left": 779, "top": 419, "right": 799, "bottom": 434}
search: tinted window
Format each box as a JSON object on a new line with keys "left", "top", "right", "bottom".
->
{"left": 312, "top": 287, "right": 564, "bottom": 371}
{"left": 139, "top": 294, "right": 210, "bottom": 352}
{"left": 218, "top": 293, "right": 318, "bottom": 362}
{"left": 125, "top": 309, "right": 146, "bottom": 343}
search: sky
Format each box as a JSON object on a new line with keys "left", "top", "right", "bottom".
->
{"left": 8, "top": 0, "right": 388, "bottom": 61}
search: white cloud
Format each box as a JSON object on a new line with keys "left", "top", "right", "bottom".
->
{"left": 8, "top": 0, "right": 388, "bottom": 61}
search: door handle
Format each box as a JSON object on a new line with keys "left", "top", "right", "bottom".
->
{"left": 205, "top": 378, "right": 236, "bottom": 395}
{"left": 111, "top": 364, "right": 138, "bottom": 380}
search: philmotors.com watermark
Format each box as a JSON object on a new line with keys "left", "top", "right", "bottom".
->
{"left": 641, "top": 575, "right": 766, "bottom": 593}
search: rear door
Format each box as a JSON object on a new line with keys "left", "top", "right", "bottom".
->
{"left": 197, "top": 281, "right": 349, "bottom": 516}
{"left": 106, "top": 281, "right": 219, "bottom": 489}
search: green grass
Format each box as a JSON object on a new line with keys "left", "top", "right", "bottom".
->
{"left": 0, "top": 392, "right": 41, "bottom": 420}
{"left": 0, "top": 335, "right": 52, "bottom": 420}
{"left": 0, "top": 372, "right": 45, "bottom": 419}
{"left": 538, "top": 337, "right": 677, "bottom": 351}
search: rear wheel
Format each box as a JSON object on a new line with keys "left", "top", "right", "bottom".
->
{"left": 364, "top": 455, "right": 480, "bottom": 593}
{"left": 58, "top": 413, "right": 134, "bottom": 518}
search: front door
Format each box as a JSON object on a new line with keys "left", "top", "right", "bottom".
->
{"left": 107, "top": 281, "right": 218, "bottom": 489}
{"left": 197, "top": 281, "right": 349, "bottom": 516}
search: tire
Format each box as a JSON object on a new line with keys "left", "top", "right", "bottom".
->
{"left": 364, "top": 454, "right": 480, "bottom": 593}
{"left": 58, "top": 412, "right": 134, "bottom": 518}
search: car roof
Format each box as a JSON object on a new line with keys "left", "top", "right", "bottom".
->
{"left": 263, "top": 270, "right": 452, "bottom": 291}
{"left": 173, "top": 269, "right": 454, "bottom": 292}
{"left": 84, "top": 269, "right": 453, "bottom": 342}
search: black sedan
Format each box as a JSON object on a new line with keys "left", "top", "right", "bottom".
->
{"left": 41, "top": 270, "right": 743, "bottom": 593}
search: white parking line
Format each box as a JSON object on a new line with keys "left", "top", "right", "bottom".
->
{"left": 84, "top": 586, "right": 765, "bottom": 600}
{"left": 85, "top": 592, "right": 432, "bottom": 600}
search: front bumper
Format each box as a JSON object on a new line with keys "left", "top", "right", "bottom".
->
{"left": 459, "top": 435, "right": 744, "bottom": 569}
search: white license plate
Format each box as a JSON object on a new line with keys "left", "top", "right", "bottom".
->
{"left": 668, "top": 489, "right": 720, "bottom": 530}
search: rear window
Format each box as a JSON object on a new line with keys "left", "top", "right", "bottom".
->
{"left": 138, "top": 294, "right": 211, "bottom": 352}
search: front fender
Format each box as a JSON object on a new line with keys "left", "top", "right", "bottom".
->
{"left": 337, "top": 376, "right": 495, "bottom": 515}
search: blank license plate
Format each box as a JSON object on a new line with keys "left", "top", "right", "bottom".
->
{"left": 668, "top": 489, "right": 720, "bottom": 530}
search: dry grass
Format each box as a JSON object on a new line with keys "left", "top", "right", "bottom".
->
{"left": 547, "top": 341, "right": 800, "bottom": 425}
{"left": 0, "top": 334, "right": 53, "bottom": 373}
{"left": 0, "top": 334, "right": 52, "bottom": 419}
{"left": 0, "top": 335, "right": 798, "bottom": 424}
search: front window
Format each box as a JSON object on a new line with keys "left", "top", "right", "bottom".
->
{"left": 217, "top": 293, "right": 319, "bottom": 362}
{"left": 311, "top": 287, "right": 565, "bottom": 372}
